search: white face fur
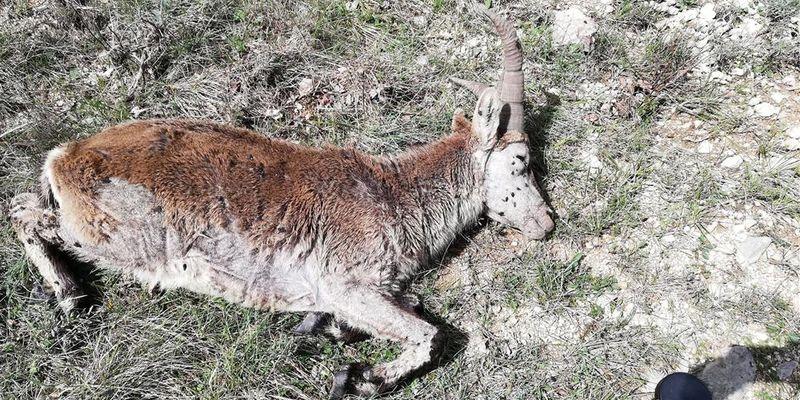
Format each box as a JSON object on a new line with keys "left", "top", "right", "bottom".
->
{"left": 471, "top": 89, "right": 554, "bottom": 240}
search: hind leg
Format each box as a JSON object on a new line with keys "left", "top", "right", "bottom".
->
{"left": 10, "top": 193, "right": 82, "bottom": 313}
{"left": 294, "top": 294, "right": 422, "bottom": 342}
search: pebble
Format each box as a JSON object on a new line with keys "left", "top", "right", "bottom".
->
{"left": 736, "top": 236, "right": 772, "bottom": 266}
{"left": 777, "top": 360, "right": 797, "bottom": 381}
{"left": 770, "top": 91, "right": 785, "bottom": 104}
{"left": 552, "top": 7, "right": 597, "bottom": 49}
{"left": 787, "top": 125, "right": 800, "bottom": 139}
{"left": 753, "top": 102, "right": 779, "bottom": 117}
{"left": 782, "top": 138, "right": 800, "bottom": 151}
{"left": 697, "top": 140, "right": 713, "bottom": 154}
{"left": 297, "top": 78, "right": 314, "bottom": 97}
{"left": 682, "top": 9, "right": 699, "bottom": 22}
{"left": 698, "top": 4, "right": 716, "bottom": 21}
{"left": 747, "top": 96, "right": 761, "bottom": 106}
{"left": 710, "top": 71, "right": 730, "bottom": 82}
{"left": 721, "top": 155, "right": 744, "bottom": 169}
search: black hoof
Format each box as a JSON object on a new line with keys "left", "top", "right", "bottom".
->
{"left": 293, "top": 312, "right": 330, "bottom": 336}
{"left": 329, "top": 363, "right": 378, "bottom": 399}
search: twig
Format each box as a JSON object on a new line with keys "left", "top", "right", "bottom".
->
{"left": 0, "top": 122, "right": 30, "bottom": 140}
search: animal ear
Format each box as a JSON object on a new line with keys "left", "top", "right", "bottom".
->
{"left": 472, "top": 98, "right": 507, "bottom": 149}
{"left": 451, "top": 109, "right": 472, "bottom": 136}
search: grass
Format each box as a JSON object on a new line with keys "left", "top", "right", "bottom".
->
{"left": 2, "top": 0, "right": 800, "bottom": 399}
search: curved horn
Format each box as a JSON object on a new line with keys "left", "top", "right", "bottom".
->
{"left": 449, "top": 77, "right": 490, "bottom": 97}
{"left": 477, "top": 5, "right": 525, "bottom": 133}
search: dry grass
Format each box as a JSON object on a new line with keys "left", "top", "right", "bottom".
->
{"left": 2, "top": 1, "right": 799, "bottom": 399}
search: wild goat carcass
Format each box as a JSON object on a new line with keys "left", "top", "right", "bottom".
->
{"left": 10, "top": 5, "right": 553, "bottom": 398}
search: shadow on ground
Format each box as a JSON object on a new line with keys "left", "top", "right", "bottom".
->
{"left": 689, "top": 341, "right": 800, "bottom": 399}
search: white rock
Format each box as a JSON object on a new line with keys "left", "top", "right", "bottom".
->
{"left": 782, "top": 138, "right": 800, "bottom": 151}
{"left": 697, "top": 140, "right": 713, "bottom": 154}
{"left": 747, "top": 96, "right": 761, "bottom": 106}
{"left": 733, "top": 0, "right": 749, "bottom": 8}
{"left": 710, "top": 71, "right": 730, "bottom": 82}
{"left": 721, "top": 155, "right": 744, "bottom": 169}
{"left": 787, "top": 125, "right": 800, "bottom": 139}
{"left": 264, "top": 109, "right": 282, "bottom": 120}
{"left": 736, "top": 236, "right": 772, "bottom": 266}
{"left": 730, "top": 18, "right": 762, "bottom": 41}
{"left": 753, "top": 102, "right": 779, "bottom": 117}
{"left": 411, "top": 15, "right": 427, "bottom": 27}
{"left": 681, "top": 9, "right": 699, "bottom": 22}
{"left": 552, "top": 7, "right": 597, "bottom": 49}
{"left": 415, "top": 55, "right": 428, "bottom": 66}
{"left": 770, "top": 91, "right": 786, "bottom": 103}
{"left": 739, "top": 18, "right": 761, "bottom": 35}
{"left": 582, "top": 151, "right": 603, "bottom": 172}
{"left": 297, "top": 78, "right": 314, "bottom": 97}
{"left": 667, "top": 6, "right": 679, "bottom": 15}
{"left": 782, "top": 74, "right": 797, "bottom": 88}
{"left": 698, "top": 4, "right": 716, "bottom": 21}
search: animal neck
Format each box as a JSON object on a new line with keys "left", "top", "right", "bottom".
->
{"left": 389, "top": 131, "right": 486, "bottom": 260}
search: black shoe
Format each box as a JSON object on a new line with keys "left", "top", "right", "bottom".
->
{"left": 655, "top": 372, "right": 712, "bottom": 400}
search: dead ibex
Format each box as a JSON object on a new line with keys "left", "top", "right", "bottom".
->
{"left": 10, "top": 5, "right": 552, "bottom": 398}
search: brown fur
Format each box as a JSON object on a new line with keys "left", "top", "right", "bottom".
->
{"left": 49, "top": 118, "right": 479, "bottom": 282}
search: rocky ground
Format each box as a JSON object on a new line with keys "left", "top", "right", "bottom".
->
{"left": 1, "top": 0, "right": 799, "bottom": 399}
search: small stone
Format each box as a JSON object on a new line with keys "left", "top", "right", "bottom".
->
{"left": 753, "top": 102, "right": 779, "bottom": 117}
{"left": 721, "top": 155, "right": 744, "bottom": 169}
{"left": 731, "top": 67, "right": 746, "bottom": 76}
{"left": 297, "top": 78, "right": 314, "bottom": 97}
{"left": 770, "top": 91, "right": 786, "bottom": 104}
{"left": 787, "top": 125, "right": 800, "bottom": 139}
{"left": 411, "top": 15, "right": 427, "bottom": 27}
{"left": 552, "top": 7, "right": 597, "bottom": 49}
{"left": 667, "top": 6, "right": 679, "bottom": 15}
{"left": 710, "top": 71, "right": 730, "bottom": 82}
{"left": 777, "top": 360, "right": 797, "bottom": 381}
{"left": 747, "top": 96, "right": 761, "bottom": 106}
{"left": 264, "top": 109, "right": 282, "bottom": 120}
{"left": 466, "top": 37, "right": 481, "bottom": 48}
{"left": 698, "top": 4, "right": 716, "bottom": 21}
{"left": 415, "top": 55, "right": 428, "bottom": 66}
{"left": 782, "top": 138, "right": 800, "bottom": 151}
{"left": 682, "top": 8, "right": 699, "bottom": 22}
{"left": 736, "top": 236, "right": 772, "bottom": 266}
{"left": 697, "top": 140, "right": 713, "bottom": 154}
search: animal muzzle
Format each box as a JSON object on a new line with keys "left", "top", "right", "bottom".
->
{"left": 521, "top": 206, "right": 555, "bottom": 240}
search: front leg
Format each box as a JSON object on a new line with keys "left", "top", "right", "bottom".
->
{"left": 323, "top": 284, "right": 441, "bottom": 399}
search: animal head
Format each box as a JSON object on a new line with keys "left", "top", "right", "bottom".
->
{"left": 452, "top": 5, "right": 554, "bottom": 240}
